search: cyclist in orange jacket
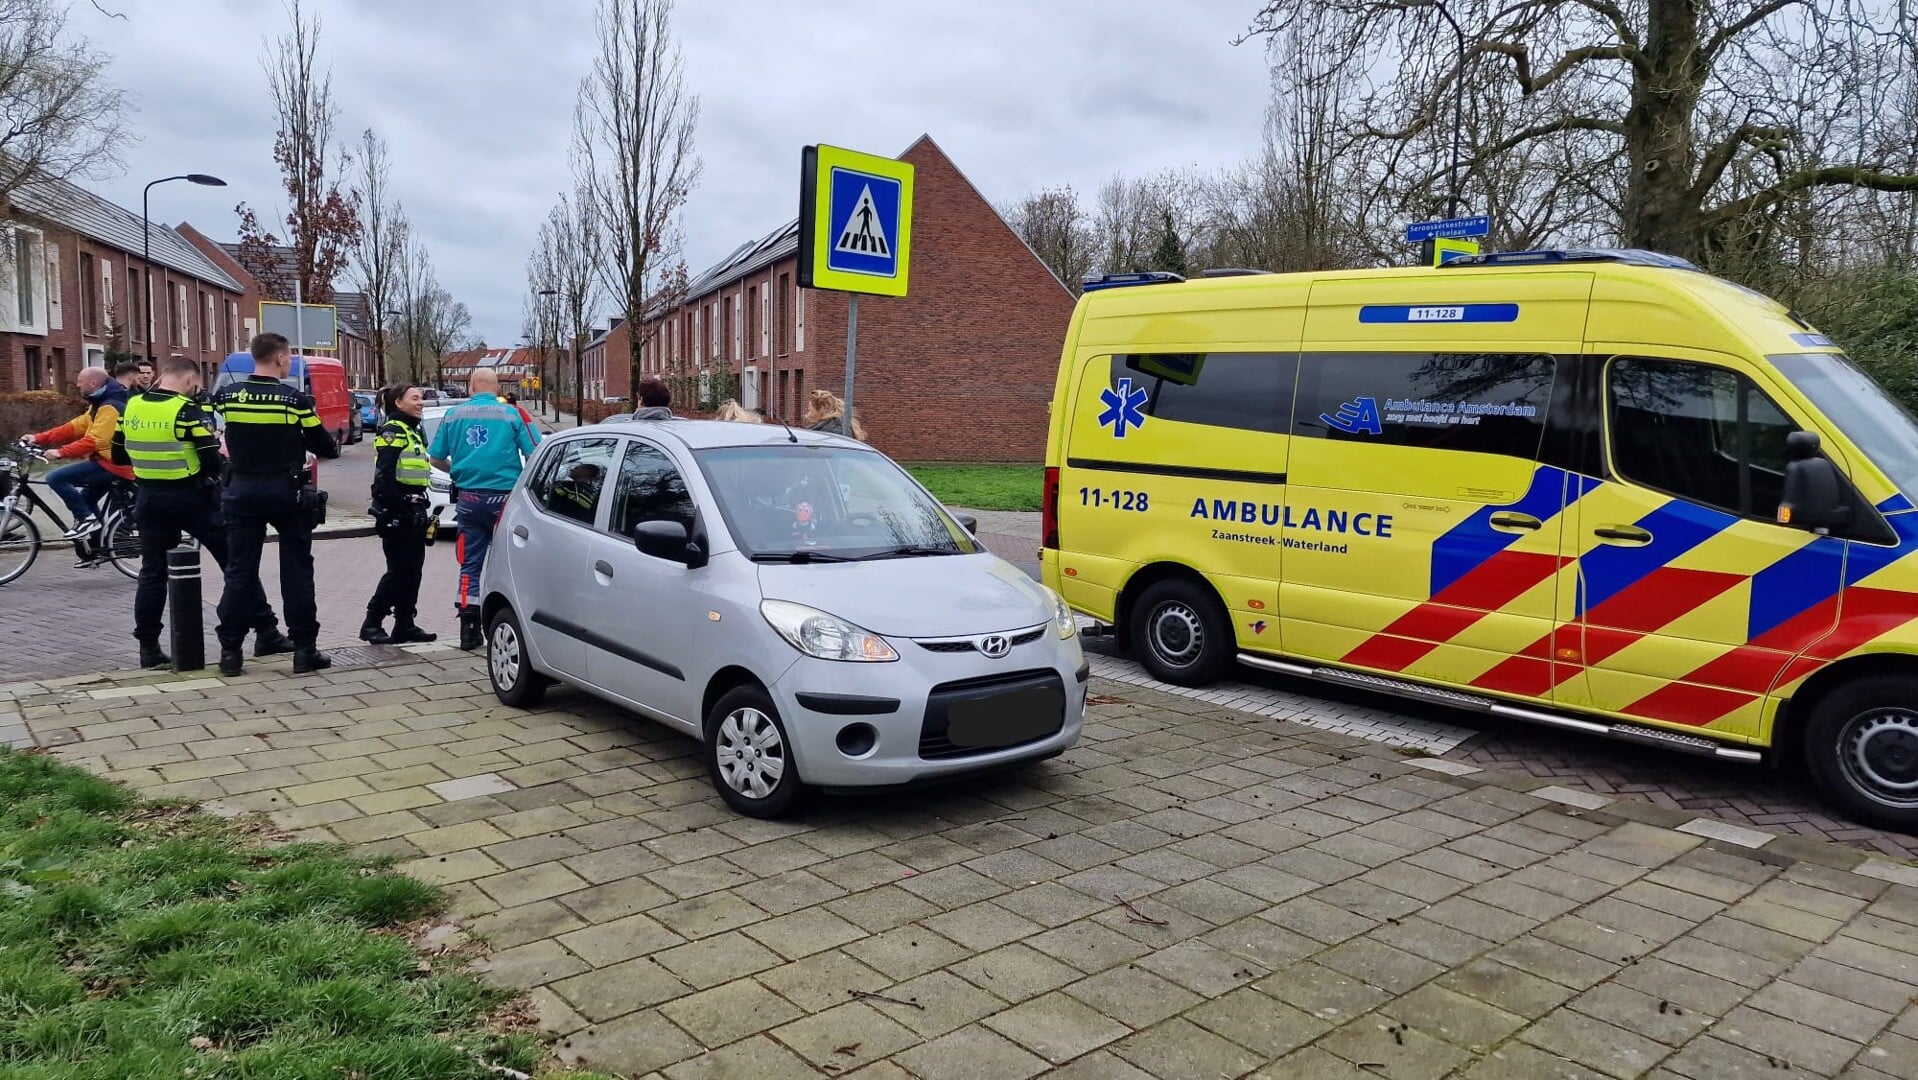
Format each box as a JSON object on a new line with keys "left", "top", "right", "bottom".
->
{"left": 21, "top": 366, "right": 134, "bottom": 540}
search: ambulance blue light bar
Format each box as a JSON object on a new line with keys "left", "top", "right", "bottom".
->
{"left": 1438, "top": 248, "right": 1698, "bottom": 270}
{"left": 1081, "top": 271, "right": 1186, "bottom": 292}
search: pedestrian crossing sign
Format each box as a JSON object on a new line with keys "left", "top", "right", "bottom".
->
{"left": 799, "top": 143, "right": 913, "bottom": 296}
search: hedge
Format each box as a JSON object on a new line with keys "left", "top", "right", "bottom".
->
{"left": 0, "top": 391, "right": 86, "bottom": 444}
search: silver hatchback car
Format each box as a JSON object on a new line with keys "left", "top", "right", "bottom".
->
{"left": 479, "top": 420, "right": 1086, "bottom": 817}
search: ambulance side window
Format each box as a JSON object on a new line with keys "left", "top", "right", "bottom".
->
{"left": 1609, "top": 357, "right": 1794, "bottom": 520}
{"left": 1292, "top": 352, "right": 1554, "bottom": 459}
{"left": 1109, "top": 352, "right": 1297, "bottom": 434}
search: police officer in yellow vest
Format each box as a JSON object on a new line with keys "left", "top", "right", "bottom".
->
{"left": 111, "top": 356, "right": 294, "bottom": 670}
{"left": 360, "top": 383, "right": 438, "bottom": 645}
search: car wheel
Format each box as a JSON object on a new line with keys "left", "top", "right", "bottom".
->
{"left": 1803, "top": 674, "right": 1918, "bottom": 831}
{"left": 487, "top": 607, "right": 548, "bottom": 708}
{"left": 705, "top": 684, "right": 805, "bottom": 818}
{"left": 1130, "top": 577, "right": 1234, "bottom": 687}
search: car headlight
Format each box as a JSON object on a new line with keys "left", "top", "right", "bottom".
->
{"left": 1050, "top": 589, "right": 1077, "bottom": 639}
{"left": 761, "top": 600, "right": 898, "bottom": 662}
{"left": 429, "top": 475, "right": 450, "bottom": 493}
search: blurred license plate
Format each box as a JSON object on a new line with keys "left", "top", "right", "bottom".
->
{"left": 946, "top": 685, "right": 1062, "bottom": 748}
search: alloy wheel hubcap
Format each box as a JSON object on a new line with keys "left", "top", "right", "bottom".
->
{"left": 1841, "top": 709, "right": 1918, "bottom": 806}
{"left": 491, "top": 623, "right": 520, "bottom": 689}
{"left": 1149, "top": 601, "right": 1204, "bottom": 667}
{"left": 716, "top": 707, "right": 786, "bottom": 799}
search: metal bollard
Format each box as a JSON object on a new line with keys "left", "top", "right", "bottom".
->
{"left": 167, "top": 545, "right": 205, "bottom": 672}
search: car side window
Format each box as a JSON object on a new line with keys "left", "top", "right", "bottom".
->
{"left": 530, "top": 437, "right": 618, "bottom": 527}
{"left": 610, "top": 440, "right": 696, "bottom": 537}
{"left": 1609, "top": 357, "right": 1795, "bottom": 519}
{"left": 1293, "top": 351, "right": 1556, "bottom": 459}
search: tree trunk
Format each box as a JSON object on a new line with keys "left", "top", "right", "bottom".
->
{"left": 1621, "top": 0, "right": 1708, "bottom": 259}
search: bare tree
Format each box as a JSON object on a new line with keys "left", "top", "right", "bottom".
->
{"left": 418, "top": 285, "right": 471, "bottom": 391}
{"left": 235, "top": 0, "right": 359, "bottom": 304}
{"left": 524, "top": 213, "right": 560, "bottom": 417}
{"left": 573, "top": 0, "right": 700, "bottom": 401}
{"left": 549, "top": 187, "right": 601, "bottom": 424}
{"left": 393, "top": 227, "right": 429, "bottom": 384}
{"left": 0, "top": 0, "right": 127, "bottom": 211}
{"left": 1004, "top": 186, "right": 1094, "bottom": 292}
{"left": 1244, "top": 0, "right": 1918, "bottom": 264}
{"left": 350, "top": 128, "right": 403, "bottom": 385}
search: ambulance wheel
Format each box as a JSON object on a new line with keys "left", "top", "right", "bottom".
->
{"left": 1131, "top": 577, "right": 1233, "bottom": 687}
{"left": 1803, "top": 675, "right": 1918, "bottom": 831}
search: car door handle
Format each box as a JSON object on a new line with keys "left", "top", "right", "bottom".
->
{"left": 512, "top": 525, "right": 529, "bottom": 539}
{"left": 1594, "top": 525, "right": 1653, "bottom": 545}
{"left": 594, "top": 560, "right": 614, "bottom": 578}
{"left": 1489, "top": 512, "right": 1542, "bottom": 532}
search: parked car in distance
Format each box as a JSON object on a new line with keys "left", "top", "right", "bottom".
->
{"left": 480, "top": 420, "right": 1087, "bottom": 818}
{"left": 353, "top": 391, "right": 380, "bottom": 436}
{"left": 419, "top": 404, "right": 454, "bottom": 535}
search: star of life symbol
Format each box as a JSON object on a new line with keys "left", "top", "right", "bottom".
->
{"left": 1099, "top": 377, "right": 1148, "bottom": 438}
{"left": 464, "top": 426, "right": 490, "bottom": 448}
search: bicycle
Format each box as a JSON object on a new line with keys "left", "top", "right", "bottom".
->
{"left": 0, "top": 444, "right": 141, "bottom": 585}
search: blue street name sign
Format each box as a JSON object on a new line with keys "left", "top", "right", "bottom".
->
{"left": 1405, "top": 215, "right": 1491, "bottom": 242}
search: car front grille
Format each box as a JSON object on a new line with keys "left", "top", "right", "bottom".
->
{"left": 913, "top": 625, "right": 1046, "bottom": 655}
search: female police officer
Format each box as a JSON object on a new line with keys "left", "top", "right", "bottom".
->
{"left": 360, "top": 383, "right": 438, "bottom": 644}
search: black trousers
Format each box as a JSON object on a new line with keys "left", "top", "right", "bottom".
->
{"left": 218, "top": 477, "right": 317, "bottom": 649}
{"left": 368, "top": 519, "right": 428, "bottom": 624}
{"left": 133, "top": 484, "right": 280, "bottom": 644}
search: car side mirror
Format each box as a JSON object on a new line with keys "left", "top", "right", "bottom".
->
{"left": 633, "top": 519, "right": 702, "bottom": 566}
{"left": 956, "top": 513, "right": 978, "bottom": 534}
{"left": 1778, "top": 431, "right": 1852, "bottom": 531}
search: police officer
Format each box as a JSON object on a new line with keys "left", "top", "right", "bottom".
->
{"left": 212, "top": 333, "right": 340, "bottom": 676}
{"left": 112, "top": 356, "right": 296, "bottom": 669}
{"left": 428, "top": 368, "right": 538, "bottom": 650}
{"left": 360, "top": 383, "right": 438, "bottom": 645}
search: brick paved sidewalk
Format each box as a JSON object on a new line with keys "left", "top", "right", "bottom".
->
{"left": 4, "top": 653, "right": 1917, "bottom": 1078}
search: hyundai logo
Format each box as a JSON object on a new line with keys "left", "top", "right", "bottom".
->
{"left": 979, "top": 634, "right": 1012, "bottom": 659}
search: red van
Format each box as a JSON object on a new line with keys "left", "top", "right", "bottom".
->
{"left": 215, "top": 353, "right": 355, "bottom": 445}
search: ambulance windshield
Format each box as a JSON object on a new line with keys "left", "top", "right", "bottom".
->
{"left": 1772, "top": 352, "right": 1918, "bottom": 503}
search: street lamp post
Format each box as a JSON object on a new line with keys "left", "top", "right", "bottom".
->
{"left": 141, "top": 174, "right": 226, "bottom": 364}
{"left": 1431, "top": 0, "right": 1467, "bottom": 219}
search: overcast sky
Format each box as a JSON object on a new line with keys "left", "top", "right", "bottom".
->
{"left": 79, "top": 0, "right": 1273, "bottom": 343}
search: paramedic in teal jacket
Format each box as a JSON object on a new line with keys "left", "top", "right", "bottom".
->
{"left": 428, "top": 369, "right": 540, "bottom": 650}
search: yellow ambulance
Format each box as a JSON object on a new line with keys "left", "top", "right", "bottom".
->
{"left": 1041, "top": 250, "right": 1918, "bottom": 827}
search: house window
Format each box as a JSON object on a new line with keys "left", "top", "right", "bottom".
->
{"left": 14, "top": 232, "right": 36, "bottom": 328}
{"left": 777, "top": 272, "right": 790, "bottom": 354}
{"left": 80, "top": 252, "right": 98, "bottom": 334}
{"left": 44, "top": 245, "right": 61, "bottom": 331}
{"left": 794, "top": 282, "right": 805, "bottom": 351}
{"left": 227, "top": 300, "right": 239, "bottom": 353}
{"left": 732, "top": 294, "right": 742, "bottom": 361}
{"left": 760, "top": 282, "right": 772, "bottom": 358}
{"left": 172, "top": 282, "right": 189, "bottom": 346}
{"left": 746, "top": 286, "right": 758, "bottom": 358}
{"left": 710, "top": 302, "right": 720, "bottom": 359}
{"left": 203, "top": 291, "right": 215, "bottom": 352}
{"left": 24, "top": 346, "right": 41, "bottom": 390}
{"left": 691, "top": 306, "right": 700, "bottom": 361}
{"left": 127, "top": 268, "right": 141, "bottom": 342}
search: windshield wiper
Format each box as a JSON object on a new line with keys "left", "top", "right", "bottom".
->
{"left": 855, "top": 545, "right": 958, "bottom": 561}
{"left": 751, "top": 550, "right": 854, "bottom": 563}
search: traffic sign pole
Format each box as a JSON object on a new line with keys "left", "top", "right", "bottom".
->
{"left": 843, "top": 294, "right": 859, "bottom": 438}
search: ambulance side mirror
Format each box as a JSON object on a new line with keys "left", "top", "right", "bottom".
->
{"left": 1778, "top": 431, "right": 1851, "bottom": 531}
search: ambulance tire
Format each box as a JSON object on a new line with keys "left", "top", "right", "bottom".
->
{"left": 1803, "top": 675, "right": 1918, "bottom": 831}
{"left": 1131, "top": 577, "right": 1234, "bottom": 687}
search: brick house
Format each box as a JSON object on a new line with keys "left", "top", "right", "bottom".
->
{"left": 615, "top": 136, "right": 1074, "bottom": 461}
{"left": 0, "top": 177, "right": 249, "bottom": 393}
{"left": 440, "top": 345, "right": 537, "bottom": 395}
{"left": 176, "top": 228, "right": 376, "bottom": 386}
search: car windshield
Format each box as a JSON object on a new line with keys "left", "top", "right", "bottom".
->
{"left": 695, "top": 444, "right": 980, "bottom": 560}
{"left": 1772, "top": 352, "right": 1918, "bottom": 502}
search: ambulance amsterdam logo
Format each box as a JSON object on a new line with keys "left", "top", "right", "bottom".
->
{"left": 1099, "top": 378, "right": 1148, "bottom": 438}
{"left": 1320, "top": 396, "right": 1383, "bottom": 436}
{"left": 835, "top": 186, "right": 891, "bottom": 258}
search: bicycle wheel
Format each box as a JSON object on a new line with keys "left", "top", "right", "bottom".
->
{"left": 0, "top": 506, "right": 40, "bottom": 585}
{"left": 102, "top": 510, "right": 142, "bottom": 581}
